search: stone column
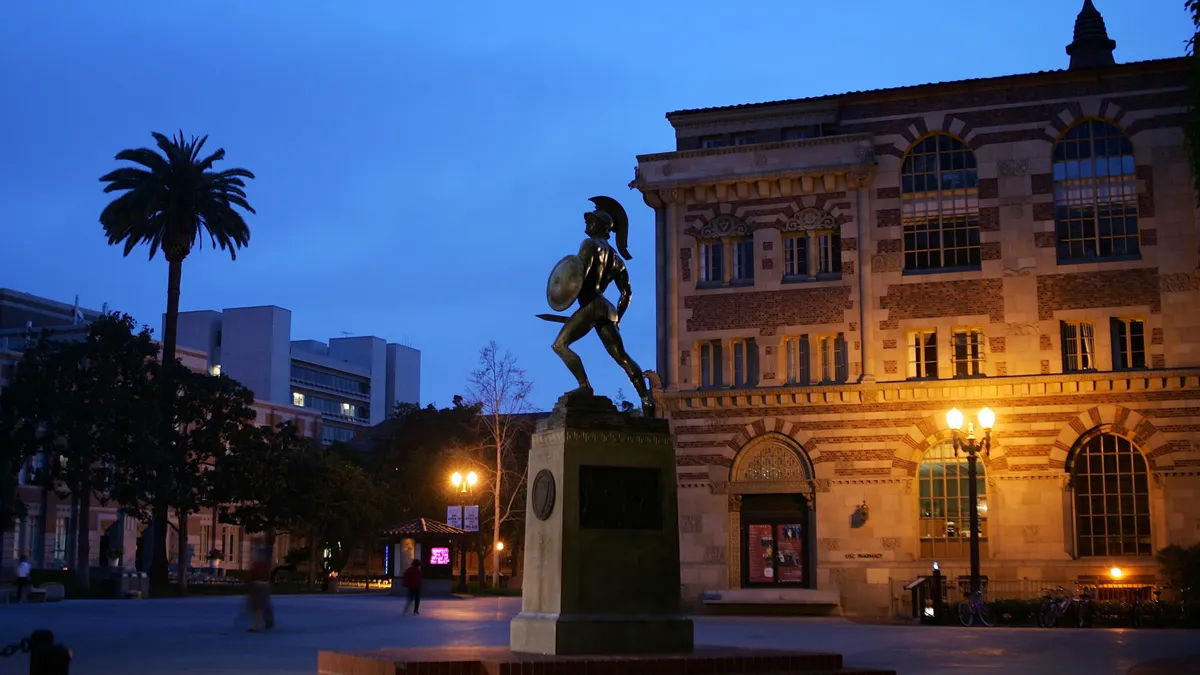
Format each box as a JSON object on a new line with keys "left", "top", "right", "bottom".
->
{"left": 722, "top": 238, "right": 734, "bottom": 284}
{"left": 852, "top": 174, "right": 876, "bottom": 382}
{"left": 654, "top": 201, "right": 668, "bottom": 384}
{"left": 806, "top": 232, "right": 819, "bottom": 280}
{"left": 663, "top": 190, "right": 681, "bottom": 390}
{"left": 727, "top": 495, "right": 742, "bottom": 589}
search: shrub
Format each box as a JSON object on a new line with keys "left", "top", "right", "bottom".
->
{"left": 988, "top": 599, "right": 1042, "bottom": 625}
{"left": 1157, "top": 544, "right": 1200, "bottom": 593}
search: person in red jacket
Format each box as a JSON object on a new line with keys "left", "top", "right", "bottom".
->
{"left": 247, "top": 546, "right": 275, "bottom": 632}
{"left": 401, "top": 559, "right": 422, "bottom": 615}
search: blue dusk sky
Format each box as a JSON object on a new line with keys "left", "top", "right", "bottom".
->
{"left": 0, "top": 1, "right": 1191, "bottom": 411}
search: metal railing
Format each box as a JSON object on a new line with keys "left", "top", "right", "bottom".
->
{"left": 891, "top": 576, "right": 1161, "bottom": 617}
{"left": 2, "top": 630, "right": 71, "bottom": 674}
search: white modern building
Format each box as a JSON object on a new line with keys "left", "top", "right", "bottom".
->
{"left": 173, "top": 305, "right": 420, "bottom": 444}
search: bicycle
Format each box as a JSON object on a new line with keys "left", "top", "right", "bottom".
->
{"left": 1132, "top": 586, "right": 1156, "bottom": 629}
{"left": 1039, "top": 586, "right": 1082, "bottom": 628}
{"left": 957, "top": 590, "right": 996, "bottom": 627}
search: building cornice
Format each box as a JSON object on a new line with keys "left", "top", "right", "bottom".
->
{"left": 664, "top": 57, "right": 1190, "bottom": 123}
{"left": 631, "top": 134, "right": 877, "bottom": 208}
{"left": 634, "top": 133, "right": 873, "bottom": 164}
{"left": 663, "top": 368, "right": 1200, "bottom": 411}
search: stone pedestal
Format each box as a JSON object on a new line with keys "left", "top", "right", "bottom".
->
{"left": 509, "top": 393, "right": 694, "bottom": 655}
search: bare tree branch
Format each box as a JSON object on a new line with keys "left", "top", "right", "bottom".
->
{"left": 465, "top": 341, "right": 534, "bottom": 587}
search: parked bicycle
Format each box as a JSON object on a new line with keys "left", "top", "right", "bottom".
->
{"left": 957, "top": 589, "right": 996, "bottom": 627}
{"left": 1132, "top": 585, "right": 1156, "bottom": 629}
{"left": 1133, "top": 585, "right": 1196, "bottom": 628}
{"left": 1039, "top": 586, "right": 1089, "bottom": 628}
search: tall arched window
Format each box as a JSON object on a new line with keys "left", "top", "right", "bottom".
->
{"left": 900, "top": 134, "right": 981, "bottom": 271}
{"left": 1052, "top": 120, "right": 1139, "bottom": 262}
{"left": 918, "top": 443, "right": 988, "bottom": 559}
{"left": 1071, "top": 433, "right": 1151, "bottom": 557}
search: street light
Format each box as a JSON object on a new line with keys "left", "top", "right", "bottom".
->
{"left": 451, "top": 471, "right": 478, "bottom": 492}
{"left": 945, "top": 407, "right": 995, "bottom": 598}
{"left": 449, "top": 470, "right": 478, "bottom": 593}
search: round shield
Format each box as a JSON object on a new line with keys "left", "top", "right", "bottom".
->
{"left": 546, "top": 254, "right": 585, "bottom": 312}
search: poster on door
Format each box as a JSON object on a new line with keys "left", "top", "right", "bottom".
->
{"left": 775, "top": 524, "right": 804, "bottom": 584}
{"left": 464, "top": 506, "right": 480, "bottom": 532}
{"left": 747, "top": 524, "right": 775, "bottom": 583}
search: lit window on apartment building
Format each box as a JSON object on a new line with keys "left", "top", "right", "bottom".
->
{"left": 782, "top": 336, "right": 810, "bottom": 386}
{"left": 952, "top": 329, "right": 984, "bottom": 377}
{"left": 1061, "top": 321, "right": 1097, "bottom": 372}
{"left": 292, "top": 392, "right": 305, "bottom": 407}
{"left": 1111, "top": 318, "right": 1146, "bottom": 369}
{"left": 907, "top": 330, "right": 939, "bottom": 379}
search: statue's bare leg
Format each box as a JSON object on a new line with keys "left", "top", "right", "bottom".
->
{"left": 552, "top": 310, "right": 598, "bottom": 394}
{"left": 596, "top": 322, "right": 651, "bottom": 406}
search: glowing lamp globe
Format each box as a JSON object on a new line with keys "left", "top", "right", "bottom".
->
{"left": 451, "top": 472, "right": 463, "bottom": 487}
{"left": 946, "top": 408, "right": 965, "bottom": 431}
{"left": 467, "top": 471, "right": 479, "bottom": 487}
{"left": 978, "top": 407, "right": 996, "bottom": 430}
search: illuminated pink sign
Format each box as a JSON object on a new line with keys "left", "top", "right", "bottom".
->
{"left": 429, "top": 547, "right": 451, "bottom": 565}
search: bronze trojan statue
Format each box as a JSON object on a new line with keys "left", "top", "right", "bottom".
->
{"left": 537, "top": 196, "right": 653, "bottom": 413}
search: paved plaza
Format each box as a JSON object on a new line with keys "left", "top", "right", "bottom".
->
{"left": 1, "top": 595, "right": 1198, "bottom": 674}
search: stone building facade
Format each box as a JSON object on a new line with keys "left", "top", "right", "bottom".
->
{"left": 631, "top": 4, "right": 1200, "bottom": 615}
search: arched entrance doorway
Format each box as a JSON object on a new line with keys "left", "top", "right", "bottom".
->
{"left": 727, "top": 435, "right": 817, "bottom": 589}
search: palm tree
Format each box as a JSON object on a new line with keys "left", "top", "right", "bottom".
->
{"left": 100, "top": 131, "right": 256, "bottom": 584}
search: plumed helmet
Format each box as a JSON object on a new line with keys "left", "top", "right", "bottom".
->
{"left": 589, "top": 196, "right": 631, "bottom": 260}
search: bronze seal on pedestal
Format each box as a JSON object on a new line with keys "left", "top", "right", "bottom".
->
{"left": 532, "top": 469, "right": 556, "bottom": 521}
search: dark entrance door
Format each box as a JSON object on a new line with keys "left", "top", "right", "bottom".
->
{"left": 741, "top": 493, "right": 814, "bottom": 589}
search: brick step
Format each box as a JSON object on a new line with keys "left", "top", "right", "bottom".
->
{"left": 318, "top": 647, "right": 897, "bottom": 675}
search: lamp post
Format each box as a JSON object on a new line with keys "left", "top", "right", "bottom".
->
{"left": 945, "top": 406, "right": 996, "bottom": 597}
{"left": 450, "top": 470, "right": 478, "bottom": 593}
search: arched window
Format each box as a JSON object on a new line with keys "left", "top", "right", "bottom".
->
{"left": 1070, "top": 433, "right": 1151, "bottom": 557}
{"left": 900, "top": 134, "right": 981, "bottom": 271}
{"left": 696, "top": 215, "right": 753, "bottom": 286}
{"left": 1052, "top": 120, "right": 1139, "bottom": 262}
{"left": 918, "top": 443, "right": 987, "bottom": 559}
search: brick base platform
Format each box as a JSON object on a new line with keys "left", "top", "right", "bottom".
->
{"left": 316, "top": 645, "right": 897, "bottom": 675}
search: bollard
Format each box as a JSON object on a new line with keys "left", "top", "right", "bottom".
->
{"left": 930, "top": 564, "right": 944, "bottom": 624}
{"left": 27, "top": 629, "right": 70, "bottom": 675}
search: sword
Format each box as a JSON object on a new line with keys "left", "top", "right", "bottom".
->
{"left": 536, "top": 314, "right": 569, "bottom": 324}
